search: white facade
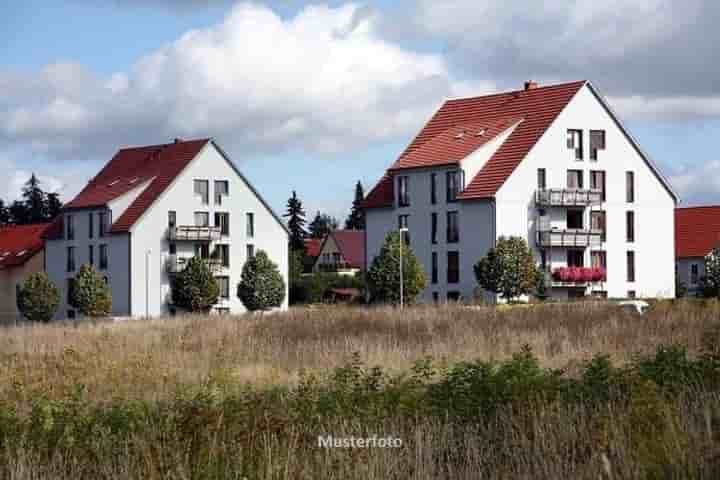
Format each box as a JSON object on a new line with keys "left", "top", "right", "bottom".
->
{"left": 365, "top": 83, "right": 676, "bottom": 302}
{"left": 45, "top": 141, "right": 288, "bottom": 319}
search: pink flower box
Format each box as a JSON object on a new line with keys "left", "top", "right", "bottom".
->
{"left": 552, "top": 266, "right": 606, "bottom": 283}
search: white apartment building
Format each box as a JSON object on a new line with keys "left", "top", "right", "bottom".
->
{"left": 363, "top": 80, "right": 677, "bottom": 302}
{"left": 45, "top": 138, "right": 288, "bottom": 319}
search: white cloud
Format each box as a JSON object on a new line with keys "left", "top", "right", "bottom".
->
{"left": 670, "top": 160, "right": 720, "bottom": 206}
{"left": 0, "top": 2, "right": 457, "bottom": 161}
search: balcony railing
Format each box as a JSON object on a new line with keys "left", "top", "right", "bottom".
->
{"left": 536, "top": 229, "right": 602, "bottom": 248}
{"left": 167, "top": 226, "right": 221, "bottom": 242}
{"left": 166, "top": 255, "right": 224, "bottom": 274}
{"left": 535, "top": 188, "right": 603, "bottom": 207}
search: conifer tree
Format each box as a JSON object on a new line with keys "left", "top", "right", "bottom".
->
{"left": 344, "top": 181, "right": 365, "bottom": 230}
{"left": 284, "top": 190, "right": 307, "bottom": 251}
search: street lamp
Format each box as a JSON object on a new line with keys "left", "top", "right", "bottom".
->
{"left": 399, "top": 227, "right": 409, "bottom": 309}
{"left": 145, "top": 249, "right": 152, "bottom": 319}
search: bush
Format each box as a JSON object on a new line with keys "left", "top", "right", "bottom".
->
{"left": 71, "top": 264, "right": 112, "bottom": 317}
{"left": 366, "top": 231, "right": 426, "bottom": 304}
{"left": 237, "top": 250, "right": 285, "bottom": 311}
{"left": 171, "top": 256, "right": 219, "bottom": 313}
{"left": 474, "top": 236, "right": 540, "bottom": 301}
{"left": 291, "top": 272, "right": 365, "bottom": 304}
{"left": 16, "top": 272, "right": 60, "bottom": 322}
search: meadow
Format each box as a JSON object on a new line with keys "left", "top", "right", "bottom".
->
{"left": 1, "top": 300, "right": 720, "bottom": 478}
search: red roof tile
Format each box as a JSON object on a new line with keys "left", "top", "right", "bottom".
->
{"left": 56, "top": 139, "right": 210, "bottom": 235}
{"left": 363, "top": 81, "right": 586, "bottom": 208}
{"left": 304, "top": 238, "right": 322, "bottom": 258}
{"left": 675, "top": 206, "right": 720, "bottom": 258}
{"left": 330, "top": 230, "right": 365, "bottom": 269}
{"left": 0, "top": 223, "right": 50, "bottom": 270}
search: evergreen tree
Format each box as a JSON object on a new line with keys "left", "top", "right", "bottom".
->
{"left": 284, "top": 191, "right": 307, "bottom": 251}
{"left": 344, "top": 180, "right": 365, "bottom": 230}
{"left": 71, "top": 264, "right": 112, "bottom": 317}
{"left": 22, "top": 174, "right": 47, "bottom": 223}
{"left": 8, "top": 200, "right": 29, "bottom": 225}
{"left": 309, "top": 211, "right": 339, "bottom": 239}
{"left": 46, "top": 192, "right": 62, "bottom": 219}
{"left": 16, "top": 272, "right": 60, "bottom": 322}
{"left": 366, "top": 231, "right": 427, "bottom": 304}
{"left": 171, "top": 256, "right": 220, "bottom": 313}
{"left": 0, "top": 199, "right": 9, "bottom": 225}
{"left": 237, "top": 250, "right": 286, "bottom": 311}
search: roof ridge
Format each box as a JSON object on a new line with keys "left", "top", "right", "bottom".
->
{"left": 444, "top": 80, "right": 587, "bottom": 103}
{"left": 676, "top": 205, "right": 720, "bottom": 210}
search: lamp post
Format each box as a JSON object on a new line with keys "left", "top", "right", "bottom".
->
{"left": 399, "top": 227, "right": 409, "bottom": 309}
{"left": 145, "top": 249, "right": 152, "bottom": 319}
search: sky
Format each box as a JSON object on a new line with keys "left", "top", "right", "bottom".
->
{"left": 1, "top": 0, "right": 719, "bottom": 222}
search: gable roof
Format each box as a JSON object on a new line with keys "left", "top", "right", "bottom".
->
{"left": 315, "top": 230, "right": 365, "bottom": 269}
{"left": 0, "top": 223, "right": 50, "bottom": 270}
{"left": 675, "top": 206, "right": 720, "bottom": 258}
{"left": 363, "top": 81, "right": 584, "bottom": 208}
{"left": 304, "top": 238, "right": 322, "bottom": 258}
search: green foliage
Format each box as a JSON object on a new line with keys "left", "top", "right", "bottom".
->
{"left": 474, "top": 236, "right": 541, "bottom": 300}
{"left": 283, "top": 190, "right": 307, "bottom": 251}
{"left": 16, "top": 272, "right": 60, "bottom": 322}
{"left": 290, "top": 272, "right": 365, "bottom": 304}
{"left": 366, "top": 231, "right": 427, "bottom": 304}
{"left": 289, "top": 249, "right": 304, "bottom": 284}
{"left": 308, "top": 211, "right": 338, "bottom": 239}
{"left": 71, "top": 264, "right": 111, "bottom": 317}
{"left": 171, "top": 256, "right": 219, "bottom": 313}
{"left": 1, "top": 174, "right": 63, "bottom": 225}
{"left": 344, "top": 180, "right": 365, "bottom": 230}
{"left": 701, "top": 246, "right": 720, "bottom": 298}
{"left": 237, "top": 250, "right": 286, "bottom": 311}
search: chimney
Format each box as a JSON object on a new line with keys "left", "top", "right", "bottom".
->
{"left": 524, "top": 80, "right": 539, "bottom": 91}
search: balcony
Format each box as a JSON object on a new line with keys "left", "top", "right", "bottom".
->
{"left": 167, "top": 226, "right": 221, "bottom": 242}
{"left": 535, "top": 188, "right": 603, "bottom": 207}
{"left": 166, "top": 255, "right": 224, "bottom": 274}
{"left": 536, "top": 229, "right": 602, "bottom": 248}
{"left": 545, "top": 267, "right": 606, "bottom": 287}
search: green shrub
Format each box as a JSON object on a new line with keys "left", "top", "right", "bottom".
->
{"left": 366, "top": 231, "right": 426, "bottom": 304}
{"left": 71, "top": 264, "right": 111, "bottom": 317}
{"left": 16, "top": 272, "right": 60, "bottom": 322}
{"left": 237, "top": 250, "right": 285, "bottom": 311}
{"left": 291, "top": 272, "right": 365, "bottom": 304}
{"left": 171, "top": 256, "right": 220, "bottom": 313}
{"left": 474, "top": 236, "right": 540, "bottom": 301}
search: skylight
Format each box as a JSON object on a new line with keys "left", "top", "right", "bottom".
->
{"left": 454, "top": 131, "right": 465, "bottom": 140}
{"left": 476, "top": 129, "right": 486, "bottom": 137}
{"left": 108, "top": 180, "right": 120, "bottom": 186}
{"left": 16, "top": 250, "right": 26, "bottom": 257}
{"left": 128, "top": 177, "right": 139, "bottom": 184}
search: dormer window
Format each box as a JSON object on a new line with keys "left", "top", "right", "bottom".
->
{"left": 567, "top": 129, "right": 583, "bottom": 160}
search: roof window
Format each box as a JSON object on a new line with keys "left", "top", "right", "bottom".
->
{"left": 129, "top": 177, "right": 139, "bottom": 184}
{"left": 16, "top": 250, "right": 26, "bottom": 257}
{"left": 475, "top": 129, "right": 486, "bottom": 137}
{"left": 108, "top": 179, "right": 120, "bottom": 187}
{"left": 454, "top": 130, "right": 466, "bottom": 140}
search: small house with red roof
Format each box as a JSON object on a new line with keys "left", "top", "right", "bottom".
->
{"left": 312, "top": 230, "right": 365, "bottom": 275}
{"left": 675, "top": 206, "right": 720, "bottom": 294}
{"left": 363, "top": 80, "right": 677, "bottom": 302}
{"left": 45, "top": 138, "right": 288, "bottom": 319}
{"left": 0, "top": 223, "right": 50, "bottom": 324}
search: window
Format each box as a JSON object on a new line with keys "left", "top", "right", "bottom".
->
{"left": 168, "top": 211, "right": 176, "bottom": 229}
{"left": 88, "top": 245, "right": 94, "bottom": 266}
{"left": 447, "top": 211, "right": 459, "bottom": 243}
{"left": 567, "top": 170, "right": 584, "bottom": 189}
{"left": 432, "top": 292, "right": 439, "bottom": 303}
{"left": 567, "top": 250, "right": 584, "bottom": 267}
{"left": 246, "top": 213, "right": 255, "bottom": 237}
{"left": 195, "top": 243, "right": 210, "bottom": 259}
{"left": 590, "top": 170, "right": 606, "bottom": 201}
{"left": 216, "top": 244, "right": 230, "bottom": 268}
{"left": 215, "top": 212, "right": 230, "bottom": 236}
{"left": 194, "top": 179, "right": 209, "bottom": 204}
{"left": 540, "top": 250, "right": 547, "bottom": 270}
{"left": 691, "top": 264, "right": 699, "bottom": 285}
{"left": 88, "top": 212, "right": 94, "bottom": 239}
{"left": 446, "top": 171, "right": 463, "bottom": 202}
{"left": 447, "top": 291, "right": 460, "bottom": 301}
{"left": 103, "top": 276, "right": 108, "bottom": 285}
{"left": 398, "top": 215, "right": 410, "bottom": 245}
{"left": 67, "top": 279, "right": 75, "bottom": 304}
{"left": 431, "top": 252, "right": 438, "bottom": 284}
{"left": 169, "top": 242, "right": 176, "bottom": 255}
{"left": 194, "top": 212, "right": 209, "bottom": 227}
{"left": 99, "top": 211, "right": 109, "bottom": 237}
{"left": 217, "top": 276, "right": 230, "bottom": 299}
{"left": 627, "top": 251, "right": 635, "bottom": 282}
{"left": 431, "top": 213, "right": 438, "bottom": 244}
{"left": 626, "top": 211, "right": 635, "bottom": 242}
{"left": 537, "top": 168, "right": 546, "bottom": 190}
{"left": 66, "top": 246, "right": 75, "bottom": 272}
{"left": 627, "top": 290, "right": 636, "bottom": 299}
{"left": 246, "top": 244, "right": 255, "bottom": 259}
{"left": 447, "top": 251, "right": 459, "bottom": 284}
{"left": 567, "top": 129, "right": 584, "bottom": 160}
{"left": 567, "top": 209, "right": 584, "bottom": 229}
{"left": 591, "top": 251, "right": 607, "bottom": 269}
{"left": 398, "top": 176, "right": 410, "bottom": 207}
{"left": 67, "top": 309, "right": 76, "bottom": 319}
{"left": 430, "top": 173, "right": 437, "bottom": 204}
{"left": 590, "top": 130, "right": 606, "bottom": 161}
{"left": 99, "top": 244, "right": 108, "bottom": 270}
{"left": 590, "top": 211, "right": 606, "bottom": 241}
{"left": 66, "top": 214, "right": 74, "bottom": 240}
{"left": 626, "top": 171, "right": 635, "bottom": 203}
{"left": 214, "top": 180, "right": 229, "bottom": 205}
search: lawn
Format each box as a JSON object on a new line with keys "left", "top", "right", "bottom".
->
{"left": 1, "top": 300, "right": 719, "bottom": 478}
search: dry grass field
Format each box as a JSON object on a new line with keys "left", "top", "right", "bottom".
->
{"left": 1, "top": 300, "right": 720, "bottom": 479}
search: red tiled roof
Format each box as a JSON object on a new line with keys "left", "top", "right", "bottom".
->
{"left": 330, "top": 230, "right": 365, "bottom": 269}
{"left": 304, "top": 238, "right": 322, "bottom": 258}
{"left": 0, "top": 223, "right": 50, "bottom": 270}
{"left": 675, "top": 206, "right": 720, "bottom": 258}
{"left": 55, "top": 139, "right": 210, "bottom": 236}
{"left": 363, "top": 81, "right": 586, "bottom": 208}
